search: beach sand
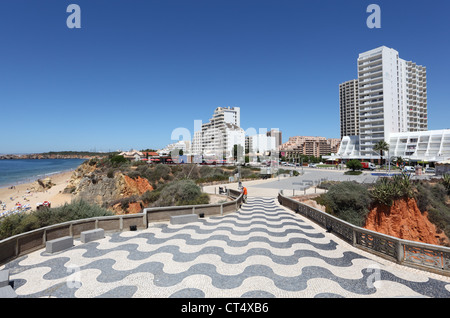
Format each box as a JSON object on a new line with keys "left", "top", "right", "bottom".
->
{"left": 0, "top": 171, "right": 74, "bottom": 214}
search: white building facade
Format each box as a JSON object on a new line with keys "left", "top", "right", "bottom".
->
{"left": 248, "top": 134, "right": 277, "bottom": 155}
{"left": 388, "top": 130, "right": 450, "bottom": 162}
{"left": 191, "top": 107, "right": 245, "bottom": 161}
{"left": 159, "top": 140, "right": 191, "bottom": 156}
{"left": 336, "top": 129, "right": 450, "bottom": 163}
{"left": 357, "top": 46, "right": 427, "bottom": 159}
{"left": 331, "top": 46, "right": 442, "bottom": 162}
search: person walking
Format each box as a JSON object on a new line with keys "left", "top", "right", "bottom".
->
{"left": 241, "top": 186, "right": 248, "bottom": 203}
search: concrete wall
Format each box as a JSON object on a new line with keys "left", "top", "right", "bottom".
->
{"left": 0, "top": 190, "right": 243, "bottom": 266}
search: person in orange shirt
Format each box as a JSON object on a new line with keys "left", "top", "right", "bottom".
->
{"left": 241, "top": 186, "right": 248, "bottom": 203}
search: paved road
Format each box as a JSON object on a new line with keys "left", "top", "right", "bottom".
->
{"left": 203, "top": 167, "right": 379, "bottom": 197}
{"left": 2, "top": 197, "right": 450, "bottom": 298}
{"left": 254, "top": 168, "right": 379, "bottom": 191}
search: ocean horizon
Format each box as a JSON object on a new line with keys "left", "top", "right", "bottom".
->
{"left": 0, "top": 159, "right": 85, "bottom": 189}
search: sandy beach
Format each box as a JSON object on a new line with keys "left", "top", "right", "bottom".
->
{"left": 0, "top": 170, "right": 74, "bottom": 214}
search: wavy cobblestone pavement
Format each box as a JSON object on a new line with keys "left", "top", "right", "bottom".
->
{"left": 2, "top": 197, "right": 450, "bottom": 298}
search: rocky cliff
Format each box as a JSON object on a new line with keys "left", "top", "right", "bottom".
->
{"left": 364, "top": 197, "right": 450, "bottom": 246}
{"left": 64, "top": 162, "right": 153, "bottom": 213}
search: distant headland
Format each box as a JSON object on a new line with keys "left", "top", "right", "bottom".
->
{"left": 0, "top": 151, "right": 116, "bottom": 160}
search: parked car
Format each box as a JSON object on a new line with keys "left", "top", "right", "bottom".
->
{"left": 403, "top": 166, "right": 415, "bottom": 172}
{"left": 308, "top": 163, "right": 317, "bottom": 168}
{"left": 425, "top": 167, "right": 435, "bottom": 174}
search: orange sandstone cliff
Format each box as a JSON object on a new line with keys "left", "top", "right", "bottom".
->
{"left": 122, "top": 175, "right": 154, "bottom": 197}
{"left": 65, "top": 163, "right": 154, "bottom": 214}
{"left": 364, "top": 197, "right": 450, "bottom": 246}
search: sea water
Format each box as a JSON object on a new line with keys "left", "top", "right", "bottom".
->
{"left": 0, "top": 159, "right": 86, "bottom": 189}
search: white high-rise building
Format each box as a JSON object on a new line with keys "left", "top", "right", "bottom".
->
{"left": 191, "top": 107, "right": 245, "bottom": 160}
{"left": 248, "top": 134, "right": 277, "bottom": 155}
{"left": 357, "top": 46, "right": 428, "bottom": 158}
{"left": 327, "top": 46, "right": 446, "bottom": 162}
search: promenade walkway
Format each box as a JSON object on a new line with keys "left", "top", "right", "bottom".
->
{"left": 2, "top": 196, "right": 450, "bottom": 298}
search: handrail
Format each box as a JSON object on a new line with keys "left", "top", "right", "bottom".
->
{"left": 278, "top": 192, "right": 450, "bottom": 277}
{"left": 0, "top": 189, "right": 243, "bottom": 266}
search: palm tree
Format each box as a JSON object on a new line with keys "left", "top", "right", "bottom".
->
{"left": 373, "top": 140, "right": 389, "bottom": 166}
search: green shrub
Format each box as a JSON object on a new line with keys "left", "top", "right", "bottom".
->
{"left": 126, "top": 170, "right": 141, "bottom": 179}
{"left": 346, "top": 159, "right": 362, "bottom": 171}
{"left": 0, "top": 214, "right": 24, "bottom": 239}
{"left": 317, "top": 181, "right": 372, "bottom": 226}
{"left": 174, "top": 164, "right": 201, "bottom": 180}
{"left": 415, "top": 181, "right": 450, "bottom": 239}
{"left": 370, "top": 173, "right": 413, "bottom": 206}
{"left": 140, "top": 190, "right": 160, "bottom": 204}
{"left": 0, "top": 200, "right": 113, "bottom": 240}
{"left": 153, "top": 179, "right": 210, "bottom": 207}
{"left": 149, "top": 164, "right": 171, "bottom": 182}
{"left": 110, "top": 155, "right": 128, "bottom": 166}
{"left": 108, "top": 196, "right": 140, "bottom": 210}
{"left": 443, "top": 174, "right": 450, "bottom": 194}
{"left": 317, "top": 180, "right": 341, "bottom": 190}
{"left": 107, "top": 169, "right": 115, "bottom": 178}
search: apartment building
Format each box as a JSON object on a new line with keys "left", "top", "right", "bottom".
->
{"left": 248, "top": 133, "right": 277, "bottom": 154}
{"left": 330, "top": 46, "right": 450, "bottom": 163}
{"left": 357, "top": 46, "right": 428, "bottom": 158}
{"left": 159, "top": 140, "right": 191, "bottom": 156}
{"left": 267, "top": 129, "right": 282, "bottom": 149}
{"left": 339, "top": 79, "right": 360, "bottom": 138}
{"left": 280, "top": 136, "right": 341, "bottom": 159}
{"left": 191, "top": 107, "right": 245, "bottom": 160}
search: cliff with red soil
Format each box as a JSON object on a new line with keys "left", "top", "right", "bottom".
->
{"left": 121, "top": 175, "right": 154, "bottom": 197}
{"left": 111, "top": 175, "right": 154, "bottom": 214}
{"left": 364, "top": 197, "right": 450, "bottom": 246}
{"left": 64, "top": 163, "right": 153, "bottom": 214}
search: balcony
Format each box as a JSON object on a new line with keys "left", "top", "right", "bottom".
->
{"left": 358, "top": 68, "right": 383, "bottom": 79}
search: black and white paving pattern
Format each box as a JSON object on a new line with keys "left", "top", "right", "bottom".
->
{"left": 2, "top": 197, "right": 450, "bottom": 298}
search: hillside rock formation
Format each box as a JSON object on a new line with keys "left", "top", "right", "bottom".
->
{"left": 364, "top": 197, "right": 450, "bottom": 246}
{"left": 64, "top": 162, "right": 153, "bottom": 211}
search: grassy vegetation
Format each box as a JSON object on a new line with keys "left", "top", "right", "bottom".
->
{"left": 415, "top": 179, "right": 450, "bottom": 239}
{"left": 370, "top": 173, "right": 414, "bottom": 206}
{"left": 93, "top": 156, "right": 263, "bottom": 187}
{"left": 0, "top": 200, "right": 113, "bottom": 240}
{"left": 314, "top": 174, "right": 450, "bottom": 238}
{"left": 314, "top": 181, "right": 372, "bottom": 226}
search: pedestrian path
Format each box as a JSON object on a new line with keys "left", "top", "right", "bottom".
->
{"left": 2, "top": 197, "right": 450, "bottom": 298}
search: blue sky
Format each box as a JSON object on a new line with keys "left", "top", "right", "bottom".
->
{"left": 1, "top": 0, "right": 449, "bottom": 153}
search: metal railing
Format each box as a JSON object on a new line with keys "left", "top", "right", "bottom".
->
{"left": 278, "top": 192, "right": 450, "bottom": 277}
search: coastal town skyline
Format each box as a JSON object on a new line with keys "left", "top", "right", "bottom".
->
{"left": 1, "top": 1, "right": 450, "bottom": 154}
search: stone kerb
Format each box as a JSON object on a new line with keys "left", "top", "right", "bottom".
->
{"left": 170, "top": 214, "right": 199, "bottom": 225}
{"left": 81, "top": 228, "right": 105, "bottom": 243}
{"left": 45, "top": 236, "right": 74, "bottom": 254}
